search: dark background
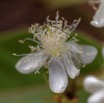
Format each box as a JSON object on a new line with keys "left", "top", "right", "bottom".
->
{"left": 0, "top": 0, "right": 104, "bottom": 42}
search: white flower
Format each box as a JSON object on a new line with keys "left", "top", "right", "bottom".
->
{"left": 83, "top": 76, "right": 104, "bottom": 103}
{"left": 15, "top": 12, "right": 98, "bottom": 93}
{"left": 89, "top": 0, "right": 104, "bottom": 28}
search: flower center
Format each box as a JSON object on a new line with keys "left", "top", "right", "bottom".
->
{"left": 28, "top": 12, "right": 81, "bottom": 57}
{"left": 41, "top": 27, "right": 68, "bottom": 57}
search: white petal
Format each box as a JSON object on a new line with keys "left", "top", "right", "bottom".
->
{"left": 90, "top": 20, "right": 103, "bottom": 28}
{"left": 83, "top": 76, "right": 104, "bottom": 93}
{"left": 67, "top": 42, "right": 80, "bottom": 54}
{"left": 90, "top": 4, "right": 104, "bottom": 28}
{"left": 71, "top": 56, "right": 82, "bottom": 70}
{"left": 62, "top": 54, "right": 80, "bottom": 79}
{"left": 66, "top": 42, "right": 83, "bottom": 67}
{"left": 79, "top": 45, "right": 97, "bottom": 64}
{"left": 48, "top": 58, "right": 68, "bottom": 93}
{"left": 16, "top": 52, "right": 48, "bottom": 74}
{"left": 88, "top": 90, "right": 104, "bottom": 103}
{"left": 102, "top": 46, "right": 104, "bottom": 58}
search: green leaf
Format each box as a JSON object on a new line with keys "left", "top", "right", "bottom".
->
{"left": 0, "top": 29, "right": 44, "bottom": 88}
{"left": 77, "top": 89, "right": 89, "bottom": 103}
{"left": 0, "top": 84, "right": 55, "bottom": 103}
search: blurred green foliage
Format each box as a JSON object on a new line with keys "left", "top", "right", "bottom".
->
{"left": 43, "top": 0, "right": 87, "bottom": 8}
{"left": 0, "top": 29, "right": 55, "bottom": 103}
{"left": 0, "top": 29, "right": 103, "bottom": 103}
